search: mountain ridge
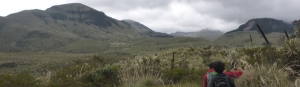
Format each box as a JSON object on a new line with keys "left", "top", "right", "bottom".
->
{"left": 215, "top": 18, "right": 293, "bottom": 47}
{"left": 225, "top": 18, "right": 292, "bottom": 34}
{"left": 170, "top": 29, "right": 224, "bottom": 41}
{"left": 0, "top": 3, "right": 174, "bottom": 52}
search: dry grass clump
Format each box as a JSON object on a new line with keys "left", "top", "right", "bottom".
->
{"left": 117, "top": 56, "right": 164, "bottom": 87}
{"left": 234, "top": 60, "right": 294, "bottom": 87}
{"left": 295, "top": 78, "right": 300, "bottom": 87}
{"left": 222, "top": 48, "right": 299, "bottom": 87}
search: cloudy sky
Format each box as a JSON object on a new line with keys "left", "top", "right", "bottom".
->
{"left": 0, "top": 0, "right": 299, "bottom": 33}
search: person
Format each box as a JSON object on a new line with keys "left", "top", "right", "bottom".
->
{"left": 223, "top": 68, "right": 243, "bottom": 78}
{"left": 203, "top": 61, "right": 242, "bottom": 87}
{"left": 208, "top": 61, "right": 236, "bottom": 87}
{"left": 203, "top": 62, "right": 216, "bottom": 87}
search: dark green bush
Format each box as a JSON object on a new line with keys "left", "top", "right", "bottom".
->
{"left": 162, "top": 67, "right": 206, "bottom": 84}
{"left": 187, "top": 68, "right": 206, "bottom": 82}
{"left": 73, "top": 59, "right": 85, "bottom": 65}
{"left": 48, "top": 78, "right": 89, "bottom": 87}
{"left": 48, "top": 54, "right": 111, "bottom": 87}
{"left": 162, "top": 68, "right": 189, "bottom": 83}
{"left": 48, "top": 65, "right": 90, "bottom": 87}
{"left": 143, "top": 80, "right": 159, "bottom": 87}
{"left": 0, "top": 62, "right": 18, "bottom": 68}
{"left": 239, "top": 46, "right": 283, "bottom": 64}
{"left": 92, "top": 55, "right": 104, "bottom": 63}
{"left": 0, "top": 73, "right": 42, "bottom": 87}
{"left": 89, "top": 65, "right": 120, "bottom": 87}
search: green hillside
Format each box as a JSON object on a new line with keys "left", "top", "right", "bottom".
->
{"left": 0, "top": 3, "right": 211, "bottom": 53}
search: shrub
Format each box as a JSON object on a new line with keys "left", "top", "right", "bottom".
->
{"left": 92, "top": 55, "right": 104, "bottom": 63}
{"left": 48, "top": 78, "right": 88, "bottom": 87}
{"left": 162, "top": 68, "right": 189, "bottom": 83}
{"left": 0, "top": 62, "right": 18, "bottom": 68}
{"left": 162, "top": 67, "right": 206, "bottom": 86}
{"left": 48, "top": 65, "right": 90, "bottom": 87}
{"left": 89, "top": 65, "right": 120, "bottom": 87}
{"left": 143, "top": 80, "right": 159, "bottom": 87}
{"left": 239, "top": 46, "right": 283, "bottom": 64}
{"left": 0, "top": 72, "right": 42, "bottom": 87}
{"left": 73, "top": 59, "right": 85, "bottom": 65}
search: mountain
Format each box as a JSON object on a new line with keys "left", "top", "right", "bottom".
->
{"left": 225, "top": 18, "right": 292, "bottom": 34}
{"left": 0, "top": 3, "right": 174, "bottom": 52}
{"left": 215, "top": 18, "right": 293, "bottom": 47}
{"left": 170, "top": 29, "right": 224, "bottom": 41}
{"left": 120, "top": 20, "right": 173, "bottom": 38}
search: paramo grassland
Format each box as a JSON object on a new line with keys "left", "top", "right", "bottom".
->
{"left": 0, "top": 21, "right": 300, "bottom": 87}
{"left": 0, "top": 3, "right": 299, "bottom": 87}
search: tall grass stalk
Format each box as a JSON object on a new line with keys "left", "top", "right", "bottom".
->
{"left": 235, "top": 61, "right": 294, "bottom": 87}
{"left": 117, "top": 56, "right": 164, "bottom": 87}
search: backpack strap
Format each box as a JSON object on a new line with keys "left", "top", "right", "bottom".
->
{"left": 207, "top": 71, "right": 217, "bottom": 85}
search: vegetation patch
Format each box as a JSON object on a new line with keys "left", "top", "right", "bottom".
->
{"left": 0, "top": 62, "right": 18, "bottom": 68}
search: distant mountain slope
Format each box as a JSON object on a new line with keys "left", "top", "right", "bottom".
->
{"left": 0, "top": 3, "right": 173, "bottom": 52}
{"left": 225, "top": 18, "right": 292, "bottom": 34}
{"left": 215, "top": 18, "right": 293, "bottom": 47}
{"left": 170, "top": 29, "right": 224, "bottom": 41}
{"left": 121, "top": 20, "right": 173, "bottom": 38}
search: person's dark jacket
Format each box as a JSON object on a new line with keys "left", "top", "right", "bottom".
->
{"left": 207, "top": 73, "right": 236, "bottom": 87}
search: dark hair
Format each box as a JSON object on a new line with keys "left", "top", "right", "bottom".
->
{"left": 209, "top": 62, "right": 215, "bottom": 69}
{"left": 214, "top": 61, "right": 225, "bottom": 73}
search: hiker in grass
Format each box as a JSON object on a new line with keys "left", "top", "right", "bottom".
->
{"left": 208, "top": 61, "right": 236, "bottom": 87}
{"left": 203, "top": 62, "right": 242, "bottom": 87}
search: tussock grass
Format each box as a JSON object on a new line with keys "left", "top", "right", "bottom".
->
{"left": 117, "top": 56, "right": 164, "bottom": 87}
{"left": 235, "top": 61, "right": 294, "bottom": 87}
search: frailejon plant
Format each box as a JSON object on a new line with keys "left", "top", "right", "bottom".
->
{"left": 292, "top": 20, "right": 300, "bottom": 38}
{"left": 282, "top": 38, "right": 300, "bottom": 58}
{"left": 281, "top": 19, "right": 300, "bottom": 80}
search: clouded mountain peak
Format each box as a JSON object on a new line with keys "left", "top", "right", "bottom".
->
{"left": 44, "top": 3, "right": 116, "bottom": 28}
{"left": 46, "top": 3, "right": 95, "bottom": 12}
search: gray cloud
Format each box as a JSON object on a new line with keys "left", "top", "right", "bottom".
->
{"left": 193, "top": 0, "right": 300, "bottom": 23}
{"left": 68, "top": 0, "right": 300, "bottom": 33}
{"left": 71, "top": 0, "right": 172, "bottom": 10}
